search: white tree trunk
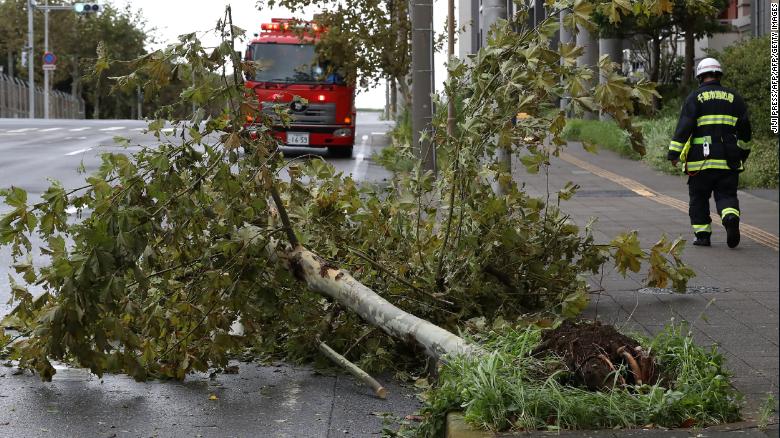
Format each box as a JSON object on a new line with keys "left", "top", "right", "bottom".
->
{"left": 286, "top": 246, "right": 479, "bottom": 361}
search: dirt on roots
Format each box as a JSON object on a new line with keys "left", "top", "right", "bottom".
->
{"left": 532, "top": 320, "right": 658, "bottom": 391}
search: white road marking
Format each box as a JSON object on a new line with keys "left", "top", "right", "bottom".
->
{"left": 64, "top": 136, "right": 87, "bottom": 140}
{"left": 69, "top": 127, "right": 91, "bottom": 132}
{"left": 350, "top": 134, "right": 371, "bottom": 180}
{"left": 65, "top": 147, "right": 93, "bottom": 156}
{"left": 99, "top": 126, "right": 125, "bottom": 131}
{"left": 8, "top": 128, "right": 36, "bottom": 133}
{"left": 132, "top": 127, "right": 145, "bottom": 131}
{"left": 39, "top": 127, "right": 63, "bottom": 132}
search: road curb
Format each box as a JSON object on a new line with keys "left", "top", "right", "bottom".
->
{"left": 445, "top": 412, "right": 779, "bottom": 437}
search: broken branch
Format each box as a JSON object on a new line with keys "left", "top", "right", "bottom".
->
{"left": 318, "top": 340, "right": 387, "bottom": 399}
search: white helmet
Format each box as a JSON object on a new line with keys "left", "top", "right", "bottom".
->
{"left": 696, "top": 58, "right": 723, "bottom": 78}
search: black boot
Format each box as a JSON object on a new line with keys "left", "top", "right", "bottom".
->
{"left": 693, "top": 232, "right": 711, "bottom": 247}
{"left": 723, "top": 214, "right": 740, "bottom": 248}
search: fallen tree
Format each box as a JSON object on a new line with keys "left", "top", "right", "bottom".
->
{"left": 0, "top": 2, "right": 694, "bottom": 384}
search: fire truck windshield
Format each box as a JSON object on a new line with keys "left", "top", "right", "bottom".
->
{"left": 249, "top": 43, "right": 345, "bottom": 85}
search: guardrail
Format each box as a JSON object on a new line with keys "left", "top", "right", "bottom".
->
{"left": 0, "top": 74, "right": 85, "bottom": 119}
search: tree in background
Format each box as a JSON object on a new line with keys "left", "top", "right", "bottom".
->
{"left": 0, "top": 0, "right": 149, "bottom": 118}
{"left": 593, "top": 0, "right": 728, "bottom": 91}
{"left": 0, "top": 0, "right": 28, "bottom": 78}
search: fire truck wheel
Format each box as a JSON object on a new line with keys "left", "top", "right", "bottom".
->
{"left": 328, "top": 146, "right": 353, "bottom": 158}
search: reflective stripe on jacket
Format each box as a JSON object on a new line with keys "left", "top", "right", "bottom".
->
{"left": 667, "top": 81, "right": 752, "bottom": 171}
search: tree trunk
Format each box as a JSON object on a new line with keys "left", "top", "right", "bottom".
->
{"left": 446, "top": 0, "right": 456, "bottom": 138}
{"left": 93, "top": 92, "right": 100, "bottom": 119}
{"left": 396, "top": 75, "right": 411, "bottom": 107}
{"left": 650, "top": 35, "right": 661, "bottom": 110}
{"left": 70, "top": 60, "right": 81, "bottom": 98}
{"left": 285, "top": 246, "right": 479, "bottom": 361}
{"left": 682, "top": 30, "right": 695, "bottom": 89}
{"left": 390, "top": 78, "right": 397, "bottom": 120}
{"left": 6, "top": 51, "right": 14, "bottom": 78}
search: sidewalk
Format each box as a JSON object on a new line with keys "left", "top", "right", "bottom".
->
{"left": 505, "top": 142, "right": 778, "bottom": 433}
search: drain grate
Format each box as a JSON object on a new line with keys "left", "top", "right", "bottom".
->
{"left": 639, "top": 286, "right": 729, "bottom": 294}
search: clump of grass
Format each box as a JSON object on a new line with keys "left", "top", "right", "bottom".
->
{"left": 413, "top": 322, "right": 742, "bottom": 437}
{"left": 562, "top": 119, "right": 639, "bottom": 159}
{"left": 640, "top": 115, "right": 679, "bottom": 175}
{"left": 758, "top": 393, "right": 777, "bottom": 430}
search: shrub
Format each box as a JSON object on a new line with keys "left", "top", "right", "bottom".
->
{"left": 741, "top": 137, "right": 779, "bottom": 188}
{"left": 715, "top": 36, "right": 772, "bottom": 138}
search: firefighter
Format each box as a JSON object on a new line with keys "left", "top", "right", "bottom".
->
{"left": 667, "top": 57, "right": 752, "bottom": 248}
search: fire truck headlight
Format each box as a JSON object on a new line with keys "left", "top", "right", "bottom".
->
{"left": 333, "top": 128, "right": 352, "bottom": 137}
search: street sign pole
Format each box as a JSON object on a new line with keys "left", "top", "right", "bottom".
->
{"left": 44, "top": 0, "right": 49, "bottom": 119}
{"left": 27, "top": 0, "right": 35, "bottom": 118}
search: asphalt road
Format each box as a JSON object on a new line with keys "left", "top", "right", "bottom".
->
{"left": 0, "top": 113, "right": 417, "bottom": 438}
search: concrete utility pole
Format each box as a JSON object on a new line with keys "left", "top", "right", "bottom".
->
{"left": 27, "top": 0, "right": 34, "bottom": 118}
{"left": 410, "top": 0, "right": 436, "bottom": 173}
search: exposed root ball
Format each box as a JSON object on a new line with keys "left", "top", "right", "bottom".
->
{"left": 532, "top": 320, "right": 658, "bottom": 390}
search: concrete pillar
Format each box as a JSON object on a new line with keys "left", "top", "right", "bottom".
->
{"left": 411, "top": 0, "right": 436, "bottom": 172}
{"left": 458, "top": 0, "right": 479, "bottom": 58}
{"left": 598, "top": 38, "right": 623, "bottom": 121}
{"left": 481, "top": 0, "right": 507, "bottom": 47}
{"left": 576, "top": 25, "right": 598, "bottom": 120}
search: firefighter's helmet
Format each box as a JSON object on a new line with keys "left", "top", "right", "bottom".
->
{"left": 696, "top": 58, "right": 723, "bottom": 78}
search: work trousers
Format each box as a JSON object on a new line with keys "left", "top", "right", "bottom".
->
{"left": 687, "top": 169, "right": 740, "bottom": 236}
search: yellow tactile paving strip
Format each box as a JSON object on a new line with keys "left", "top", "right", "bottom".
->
{"left": 560, "top": 152, "right": 779, "bottom": 251}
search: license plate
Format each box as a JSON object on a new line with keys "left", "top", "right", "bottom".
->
{"left": 287, "top": 132, "right": 309, "bottom": 146}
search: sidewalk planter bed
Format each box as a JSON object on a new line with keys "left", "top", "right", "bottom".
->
{"left": 413, "top": 321, "right": 742, "bottom": 437}
{"left": 564, "top": 118, "right": 778, "bottom": 189}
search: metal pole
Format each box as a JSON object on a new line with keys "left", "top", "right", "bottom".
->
{"left": 411, "top": 0, "right": 435, "bottom": 173}
{"left": 44, "top": 0, "right": 49, "bottom": 119}
{"left": 27, "top": 0, "right": 35, "bottom": 118}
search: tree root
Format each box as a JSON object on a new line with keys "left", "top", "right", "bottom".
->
{"left": 597, "top": 353, "right": 626, "bottom": 386}
{"left": 618, "top": 346, "right": 643, "bottom": 385}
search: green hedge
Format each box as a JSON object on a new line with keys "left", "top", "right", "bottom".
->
{"left": 715, "top": 36, "right": 773, "bottom": 138}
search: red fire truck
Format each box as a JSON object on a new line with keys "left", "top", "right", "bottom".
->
{"left": 244, "top": 19, "right": 356, "bottom": 157}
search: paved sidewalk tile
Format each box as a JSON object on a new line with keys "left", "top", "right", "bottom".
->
{"left": 512, "top": 143, "right": 779, "bottom": 421}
